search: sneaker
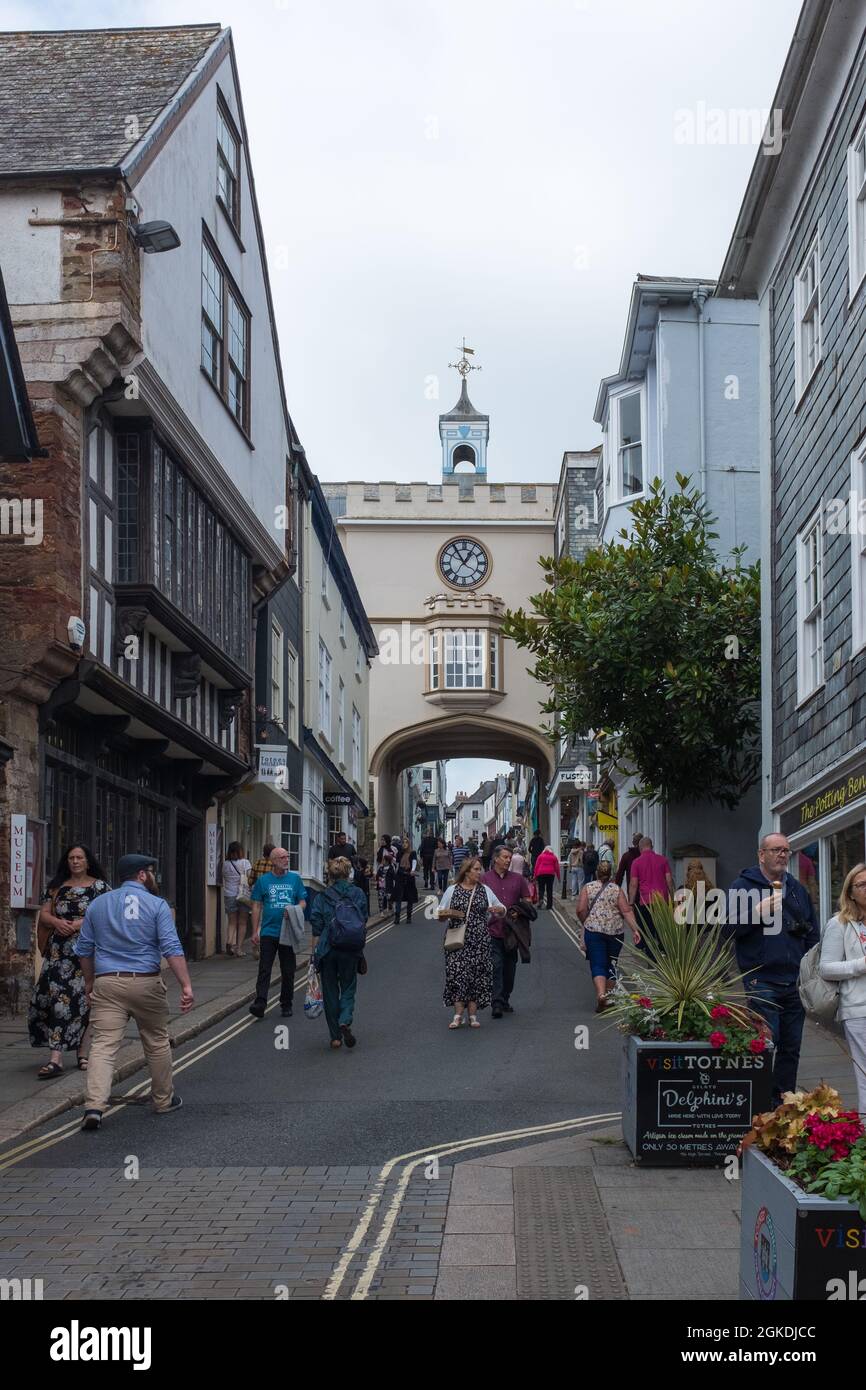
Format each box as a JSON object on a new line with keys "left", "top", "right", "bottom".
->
{"left": 81, "top": 1110, "right": 102, "bottom": 1132}
{"left": 156, "top": 1094, "right": 183, "bottom": 1115}
{"left": 249, "top": 1003, "right": 266, "bottom": 1019}
{"left": 281, "top": 1005, "right": 293, "bottom": 1018}
{"left": 341, "top": 1024, "right": 357, "bottom": 1048}
{"left": 492, "top": 1005, "right": 503, "bottom": 1019}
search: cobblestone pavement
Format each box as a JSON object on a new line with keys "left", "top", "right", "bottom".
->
{"left": 0, "top": 1165, "right": 453, "bottom": 1301}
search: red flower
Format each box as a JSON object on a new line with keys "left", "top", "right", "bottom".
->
{"left": 637, "top": 997, "right": 653, "bottom": 1009}
{"left": 709, "top": 1031, "right": 727, "bottom": 1048}
{"left": 651, "top": 1027, "right": 667, "bottom": 1039}
{"left": 710, "top": 1005, "right": 731, "bottom": 1020}
{"left": 803, "top": 1111, "right": 865, "bottom": 1160}
{"left": 749, "top": 1036, "right": 766, "bottom": 1054}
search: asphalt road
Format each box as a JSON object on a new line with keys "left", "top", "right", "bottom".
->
{"left": 7, "top": 900, "right": 620, "bottom": 1171}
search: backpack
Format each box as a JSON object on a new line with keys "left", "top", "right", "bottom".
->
{"left": 324, "top": 887, "right": 367, "bottom": 954}
{"left": 798, "top": 935, "right": 839, "bottom": 1024}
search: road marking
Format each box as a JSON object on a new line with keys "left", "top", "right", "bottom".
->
{"left": 0, "top": 918, "right": 396, "bottom": 1170}
{"left": 323, "top": 1109, "right": 620, "bottom": 1300}
{"left": 550, "top": 902, "right": 585, "bottom": 953}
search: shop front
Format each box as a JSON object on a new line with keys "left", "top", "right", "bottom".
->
{"left": 778, "top": 755, "right": 866, "bottom": 923}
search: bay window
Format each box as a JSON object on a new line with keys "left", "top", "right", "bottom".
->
{"left": 429, "top": 628, "right": 500, "bottom": 690}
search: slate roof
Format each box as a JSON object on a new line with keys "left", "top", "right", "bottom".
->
{"left": 439, "top": 377, "right": 489, "bottom": 422}
{"left": 0, "top": 24, "right": 224, "bottom": 176}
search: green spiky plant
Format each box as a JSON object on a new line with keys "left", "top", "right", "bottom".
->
{"left": 607, "top": 898, "right": 771, "bottom": 1055}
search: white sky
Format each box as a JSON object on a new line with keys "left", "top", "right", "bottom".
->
{"left": 3, "top": 0, "right": 802, "bottom": 484}
{"left": 445, "top": 758, "right": 510, "bottom": 806}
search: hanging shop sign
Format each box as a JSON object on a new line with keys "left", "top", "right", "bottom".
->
{"left": 324, "top": 792, "right": 352, "bottom": 806}
{"left": 256, "top": 746, "right": 289, "bottom": 786}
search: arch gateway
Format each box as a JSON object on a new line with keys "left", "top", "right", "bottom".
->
{"left": 323, "top": 358, "right": 561, "bottom": 844}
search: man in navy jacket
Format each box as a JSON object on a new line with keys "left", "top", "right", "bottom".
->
{"left": 727, "top": 832, "right": 819, "bottom": 1104}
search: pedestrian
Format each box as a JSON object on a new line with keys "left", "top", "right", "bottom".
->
{"left": 482, "top": 845, "right": 536, "bottom": 1018}
{"left": 820, "top": 862, "right": 866, "bottom": 1116}
{"left": 682, "top": 858, "right": 715, "bottom": 926}
{"left": 419, "top": 829, "right": 437, "bottom": 890}
{"left": 576, "top": 860, "right": 642, "bottom": 1012}
{"left": 222, "top": 841, "right": 252, "bottom": 958}
{"left": 249, "top": 846, "right": 307, "bottom": 1019}
{"left": 615, "top": 832, "right": 643, "bottom": 892}
{"left": 480, "top": 833, "right": 492, "bottom": 870}
{"left": 627, "top": 836, "right": 675, "bottom": 944}
{"left": 392, "top": 835, "right": 419, "bottom": 924}
{"left": 582, "top": 842, "right": 599, "bottom": 883}
{"left": 727, "top": 832, "right": 819, "bottom": 1105}
{"left": 451, "top": 834, "right": 470, "bottom": 878}
{"left": 29, "top": 845, "right": 109, "bottom": 1080}
{"left": 433, "top": 836, "right": 453, "bottom": 893}
{"left": 248, "top": 841, "right": 276, "bottom": 889}
{"left": 528, "top": 829, "right": 545, "bottom": 872}
{"left": 74, "top": 853, "right": 194, "bottom": 1130}
{"left": 437, "top": 857, "right": 506, "bottom": 1028}
{"left": 375, "top": 835, "right": 394, "bottom": 910}
{"left": 599, "top": 837, "right": 615, "bottom": 871}
{"left": 311, "top": 856, "right": 368, "bottom": 1050}
{"left": 328, "top": 830, "right": 357, "bottom": 864}
{"left": 533, "top": 845, "right": 561, "bottom": 910}
{"left": 566, "top": 841, "right": 585, "bottom": 899}
{"left": 355, "top": 856, "right": 373, "bottom": 911}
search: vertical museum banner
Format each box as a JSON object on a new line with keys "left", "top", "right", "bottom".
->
{"left": 10, "top": 814, "right": 27, "bottom": 907}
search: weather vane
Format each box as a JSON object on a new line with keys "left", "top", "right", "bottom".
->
{"left": 449, "top": 337, "right": 482, "bottom": 379}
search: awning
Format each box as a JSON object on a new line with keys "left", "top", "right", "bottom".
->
{"left": 303, "top": 727, "right": 368, "bottom": 816}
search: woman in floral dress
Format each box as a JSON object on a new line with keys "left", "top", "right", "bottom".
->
{"left": 437, "top": 857, "right": 506, "bottom": 1029}
{"left": 29, "top": 845, "right": 109, "bottom": 1078}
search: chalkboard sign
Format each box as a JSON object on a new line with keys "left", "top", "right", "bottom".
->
{"left": 622, "top": 1037, "right": 774, "bottom": 1166}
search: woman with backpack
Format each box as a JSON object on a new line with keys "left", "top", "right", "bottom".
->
{"left": 310, "top": 856, "right": 369, "bottom": 1050}
{"left": 819, "top": 861, "right": 866, "bottom": 1115}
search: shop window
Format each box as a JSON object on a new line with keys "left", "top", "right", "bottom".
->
{"left": 797, "top": 842, "right": 820, "bottom": 918}
{"left": 829, "top": 821, "right": 866, "bottom": 913}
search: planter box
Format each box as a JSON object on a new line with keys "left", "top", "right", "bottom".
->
{"left": 740, "top": 1146, "right": 866, "bottom": 1301}
{"left": 622, "top": 1035, "right": 774, "bottom": 1166}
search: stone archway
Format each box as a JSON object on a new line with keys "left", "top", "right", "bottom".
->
{"left": 370, "top": 712, "right": 555, "bottom": 841}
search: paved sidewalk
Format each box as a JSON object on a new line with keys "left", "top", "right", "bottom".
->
{"left": 433, "top": 1018, "right": 858, "bottom": 1301}
{"left": 0, "top": 914, "right": 388, "bottom": 1146}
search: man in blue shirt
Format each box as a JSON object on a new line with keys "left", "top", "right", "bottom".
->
{"left": 250, "top": 846, "right": 306, "bottom": 1019}
{"left": 75, "top": 853, "right": 194, "bottom": 1131}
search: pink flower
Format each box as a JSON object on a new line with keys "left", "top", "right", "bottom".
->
{"left": 637, "top": 997, "right": 653, "bottom": 1009}
{"left": 710, "top": 1005, "right": 731, "bottom": 1020}
{"left": 709, "top": 1031, "right": 727, "bottom": 1049}
{"left": 749, "top": 1036, "right": 766, "bottom": 1054}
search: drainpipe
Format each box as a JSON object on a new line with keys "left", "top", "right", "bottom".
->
{"left": 692, "top": 286, "right": 710, "bottom": 500}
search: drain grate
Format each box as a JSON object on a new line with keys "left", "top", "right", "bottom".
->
{"left": 514, "top": 1166, "right": 628, "bottom": 1300}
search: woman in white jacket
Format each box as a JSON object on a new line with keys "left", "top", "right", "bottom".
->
{"left": 819, "top": 861, "right": 866, "bottom": 1115}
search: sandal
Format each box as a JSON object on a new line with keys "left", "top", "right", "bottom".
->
{"left": 37, "top": 1061, "right": 64, "bottom": 1079}
{"left": 77, "top": 1053, "right": 89, "bottom": 1071}
{"left": 330, "top": 1038, "right": 343, "bottom": 1049}
{"left": 448, "top": 1013, "right": 465, "bottom": 1029}
{"left": 468, "top": 1016, "right": 481, "bottom": 1028}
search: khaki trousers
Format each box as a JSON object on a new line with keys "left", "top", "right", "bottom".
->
{"left": 85, "top": 974, "right": 174, "bottom": 1113}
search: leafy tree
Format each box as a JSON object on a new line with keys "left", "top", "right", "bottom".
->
{"left": 504, "top": 476, "right": 761, "bottom": 808}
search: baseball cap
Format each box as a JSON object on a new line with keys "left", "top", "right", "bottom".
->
{"left": 117, "top": 853, "right": 158, "bottom": 882}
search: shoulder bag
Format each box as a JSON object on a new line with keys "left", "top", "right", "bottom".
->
{"left": 443, "top": 884, "right": 481, "bottom": 953}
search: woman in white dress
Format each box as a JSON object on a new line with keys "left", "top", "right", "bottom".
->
{"left": 437, "top": 857, "right": 506, "bottom": 1029}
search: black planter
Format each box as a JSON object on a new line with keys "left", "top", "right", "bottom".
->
{"left": 622, "top": 1035, "right": 774, "bottom": 1166}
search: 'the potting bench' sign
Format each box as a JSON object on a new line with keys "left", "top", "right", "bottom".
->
{"left": 622, "top": 1037, "right": 774, "bottom": 1165}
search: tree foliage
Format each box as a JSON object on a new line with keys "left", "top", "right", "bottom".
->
{"left": 503, "top": 476, "right": 761, "bottom": 808}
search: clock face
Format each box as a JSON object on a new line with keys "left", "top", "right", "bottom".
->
{"left": 439, "top": 538, "right": 489, "bottom": 589}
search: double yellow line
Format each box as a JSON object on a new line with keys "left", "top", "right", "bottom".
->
{"left": 0, "top": 919, "right": 395, "bottom": 1173}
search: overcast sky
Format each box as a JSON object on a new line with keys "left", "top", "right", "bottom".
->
{"left": 4, "top": 0, "right": 802, "bottom": 485}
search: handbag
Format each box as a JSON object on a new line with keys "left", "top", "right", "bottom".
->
{"left": 303, "top": 959, "right": 324, "bottom": 1019}
{"left": 235, "top": 861, "right": 252, "bottom": 906}
{"left": 36, "top": 889, "right": 57, "bottom": 955}
{"left": 799, "top": 920, "right": 865, "bottom": 1023}
{"left": 443, "top": 884, "right": 480, "bottom": 952}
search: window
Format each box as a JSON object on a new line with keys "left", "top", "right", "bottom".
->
{"left": 430, "top": 628, "right": 499, "bottom": 690}
{"left": 86, "top": 421, "right": 115, "bottom": 666}
{"left": 271, "top": 621, "right": 284, "bottom": 722}
{"left": 352, "top": 706, "right": 361, "bottom": 785}
{"left": 321, "top": 560, "right": 330, "bottom": 606}
{"left": 286, "top": 643, "right": 299, "bottom": 744}
{"left": 328, "top": 809, "right": 344, "bottom": 842}
{"left": 280, "top": 812, "right": 301, "bottom": 871}
{"left": 339, "top": 599, "right": 347, "bottom": 644}
{"left": 615, "top": 390, "right": 643, "bottom": 497}
{"left": 796, "top": 511, "right": 824, "bottom": 703}
{"left": 216, "top": 93, "right": 241, "bottom": 231}
{"left": 201, "top": 233, "right": 251, "bottom": 433}
{"left": 794, "top": 236, "right": 822, "bottom": 400}
{"left": 337, "top": 677, "right": 345, "bottom": 765}
{"left": 851, "top": 443, "right": 866, "bottom": 653}
{"left": 318, "top": 639, "right": 332, "bottom": 740}
{"left": 489, "top": 633, "right": 498, "bottom": 690}
{"left": 355, "top": 639, "right": 363, "bottom": 679}
{"left": 848, "top": 115, "right": 866, "bottom": 300}
{"left": 556, "top": 505, "right": 566, "bottom": 557}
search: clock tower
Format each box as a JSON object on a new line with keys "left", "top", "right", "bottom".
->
{"left": 439, "top": 344, "right": 489, "bottom": 483}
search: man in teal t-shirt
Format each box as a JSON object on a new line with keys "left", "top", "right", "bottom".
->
{"left": 250, "top": 846, "right": 306, "bottom": 1019}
